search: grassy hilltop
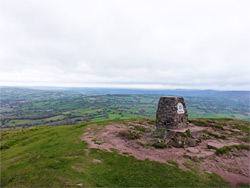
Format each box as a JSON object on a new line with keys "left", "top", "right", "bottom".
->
{"left": 1, "top": 118, "right": 249, "bottom": 187}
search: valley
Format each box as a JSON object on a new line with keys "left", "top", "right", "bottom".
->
{"left": 1, "top": 87, "right": 249, "bottom": 130}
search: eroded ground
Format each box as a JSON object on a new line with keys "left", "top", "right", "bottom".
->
{"left": 81, "top": 119, "right": 250, "bottom": 187}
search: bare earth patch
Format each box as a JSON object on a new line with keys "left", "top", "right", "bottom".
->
{"left": 92, "top": 159, "right": 102, "bottom": 163}
{"left": 72, "top": 165, "right": 82, "bottom": 171}
{"left": 80, "top": 120, "right": 250, "bottom": 186}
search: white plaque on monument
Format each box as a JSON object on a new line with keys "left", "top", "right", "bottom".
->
{"left": 177, "top": 102, "right": 184, "bottom": 114}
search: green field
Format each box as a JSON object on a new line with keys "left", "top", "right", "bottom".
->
{"left": 1, "top": 87, "right": 249, "bottom": 129}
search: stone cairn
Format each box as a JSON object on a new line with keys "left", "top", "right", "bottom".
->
{"left": 150, "top": 96, "right": 204, "bottom": 148}
{"left": 156, "top": 96, "right": 188, "bottom": 130}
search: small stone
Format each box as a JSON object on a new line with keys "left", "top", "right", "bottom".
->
{"left": 185, "top": 150, "right": 214, "bottom": 159}
{"left": 231, "top": 129, "right": 240, "bottom": 132}
{"left": 188, "top": 138, "right": 197, "bottom": 147}
{"left": 190, "top": 131, "right": 202, "bottom": 139}
{"left": 171, "top": 138, "right": 183, "bottom": 148}
{"left": 207, "top": 142, "right": 225, "bottom": 149}
{"left": 186, "top": 147, "right": 199, "bottom": 153}
{"left": 165, "top": 138, "right": 171, "bottom": 144}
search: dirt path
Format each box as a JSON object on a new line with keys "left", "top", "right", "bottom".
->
{"left": 80, "top": 121, "right": 250, "bottom": 186}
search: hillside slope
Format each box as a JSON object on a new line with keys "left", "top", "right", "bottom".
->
{"left": 1, "top": 118, "right": 249, "bottom": 187}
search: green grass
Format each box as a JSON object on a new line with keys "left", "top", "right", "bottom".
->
{"left": 203, "top": 130, "right": 227, "bottom": 140}
{"left": 45, "top": 115, "right": 65, "bottom": 121}
{"left": 1, "top": 119, "right": 231, "bottom": 187}
{"left": 236, "top": 183, "right": 250, "bottom": 188}
{"left": 208, "top": 144, "right": 250, "bottom": 155}
{"left": 183, "top": 160, "right": 199, "bottom": 174}
{"left": 153, "top": 142, "right": 167, "bottom": 148}
{"left": 2, "top": 88, "right": 250, "bottom": 130}
{"left": 136, "top": 141, "right": 150, "bottom": 148}
{"left": 6, "top": 119, "right": 42, "bottom": 125}
{"left": 167, "top": 160, "right": 179, "bottom": 167}
{"left": 189, "top": 118, "right": 250, "bottom": 132}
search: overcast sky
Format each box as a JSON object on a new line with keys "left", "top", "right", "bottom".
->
{"left": 0, "top": 0, "right": 249, "bottom": 90}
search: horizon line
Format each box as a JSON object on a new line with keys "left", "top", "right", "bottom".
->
{"left": 1, "top": 85, "right": 249, "bottom": 92}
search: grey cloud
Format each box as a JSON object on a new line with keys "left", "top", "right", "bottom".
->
{"left": 0, "top": 0, "right": 249, "bottom": 90}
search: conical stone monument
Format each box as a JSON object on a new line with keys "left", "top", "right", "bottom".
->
{"left": 156, "top": 96, "right": 188, "bottom": 130}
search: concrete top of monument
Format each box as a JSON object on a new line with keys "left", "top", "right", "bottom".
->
{"left": 161, "top": 96, "right": 183, "bottom": 99}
